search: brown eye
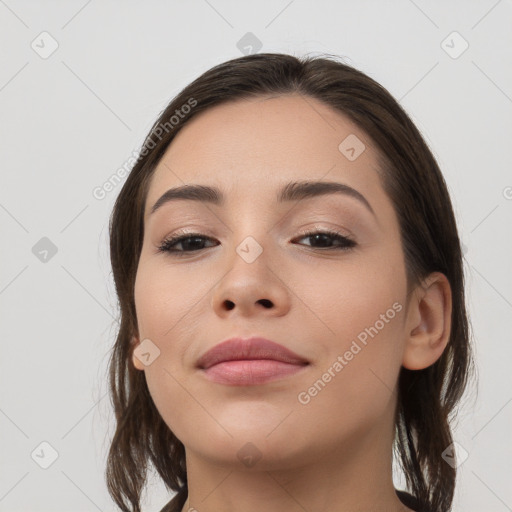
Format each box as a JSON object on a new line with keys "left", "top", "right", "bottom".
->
{"left": 293, "top": 230, "right": 356, "bottom": 250}
{"left": 158, "top": 233, "right": 218, "bottom": 255}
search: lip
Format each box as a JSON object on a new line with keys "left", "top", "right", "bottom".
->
{"left": 197, "top": 337, "right": 309, "bottom": 386}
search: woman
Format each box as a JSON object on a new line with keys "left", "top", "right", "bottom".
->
{"left": 105, "top": 53, "right": 475, "bottom": 512}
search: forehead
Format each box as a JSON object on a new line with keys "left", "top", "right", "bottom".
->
{"left": 145, "top": 94, "right": 386, "bottom": 216}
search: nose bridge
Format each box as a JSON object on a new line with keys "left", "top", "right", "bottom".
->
{"left": 229, "top": 229, "right": 273, "bottom": 277}
{"left": 225, "top": 197, "right": 294, "bottom": 277}
{"left": 210, "top": 220, "right": 291, "bottom": 317}
{"left": 228, "top": 203, "right": 273, "bottom": 254}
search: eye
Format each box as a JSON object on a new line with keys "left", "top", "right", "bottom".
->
{"left": 157, "top": 229, "right": 357, "bottom": 256}
{"left": 157, "top": 233, "right": 218, "bottom": 255}
{"left": 292, "top": 229, "right": 356, "bottom": 251}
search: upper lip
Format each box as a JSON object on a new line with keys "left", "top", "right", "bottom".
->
{"left": 197, "top": 337, "right": 309, "bottom": 370}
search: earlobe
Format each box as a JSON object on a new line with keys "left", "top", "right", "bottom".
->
{"left": 131, "top": 336, "right": 145, "bottom": 371}
{"left": 402, "top": 272, "right": 452, "bottom": 370}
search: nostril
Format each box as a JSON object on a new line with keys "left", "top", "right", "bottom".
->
{"left": 224, "top": 300, "right": 235, "bottom": 310}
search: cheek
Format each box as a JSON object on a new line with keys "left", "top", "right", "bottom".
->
{"left": 133, "top": 261, "right": 202, "bottom": 438}
{"left": 293, "top": 252, "right": 406, "bottom": 405}
{"left": 292, "top": 248, "right": 405, "bottom": 341}
{"left": 133, "top": 262, "right": 190, "bottom": 383}
{"left": 134, "top": 258, "right": 200, "bottom": 338}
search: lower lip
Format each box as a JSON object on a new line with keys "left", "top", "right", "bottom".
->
{"left": 201, "top": 359, "right": 308, "bottom": 386}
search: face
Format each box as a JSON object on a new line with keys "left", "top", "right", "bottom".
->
{"left": 132, "top": 94, "right": 409, "bottom": 469}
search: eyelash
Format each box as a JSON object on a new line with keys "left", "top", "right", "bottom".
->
{"left": 157, "top": 229, "right": 356, "bottom": 257}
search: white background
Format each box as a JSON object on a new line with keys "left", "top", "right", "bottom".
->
{"left": 0, "top": 1, "right": 511, "bottom": 511}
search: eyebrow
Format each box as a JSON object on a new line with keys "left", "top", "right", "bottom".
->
{"left": 150, "top": 180, "right": 376, "bottom": 218}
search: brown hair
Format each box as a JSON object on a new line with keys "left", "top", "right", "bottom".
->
{"left": 105, "top": 52, "right": 476, "bottom": 512}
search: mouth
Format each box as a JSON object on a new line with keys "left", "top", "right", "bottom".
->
{"left": 197, "top": 336, "right": 310, "bottom": 386}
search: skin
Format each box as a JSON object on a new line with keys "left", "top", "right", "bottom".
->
{"left": 131, "top": 94, "right": 452, "bottom": 512}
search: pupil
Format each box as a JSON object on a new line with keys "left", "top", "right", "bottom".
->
{"left": 185, "top": 237, "right": 204, "bottom": 250}
{"left": 312, "top": 234, "right": 331, "bottom": 247}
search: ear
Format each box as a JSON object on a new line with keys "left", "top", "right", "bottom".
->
{"left": 131, "top": 336, "right": 145, "bottom": 371}
{"left": 402, "top": 272, "right": 452, "bottom": 370}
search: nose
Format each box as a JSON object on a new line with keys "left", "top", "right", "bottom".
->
{"left": 210, "top": 238, "right": 292, "bottom": 319}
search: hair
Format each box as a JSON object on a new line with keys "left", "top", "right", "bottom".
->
{"left": 105, "top": 52, "right": 476, "bottom": 512}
